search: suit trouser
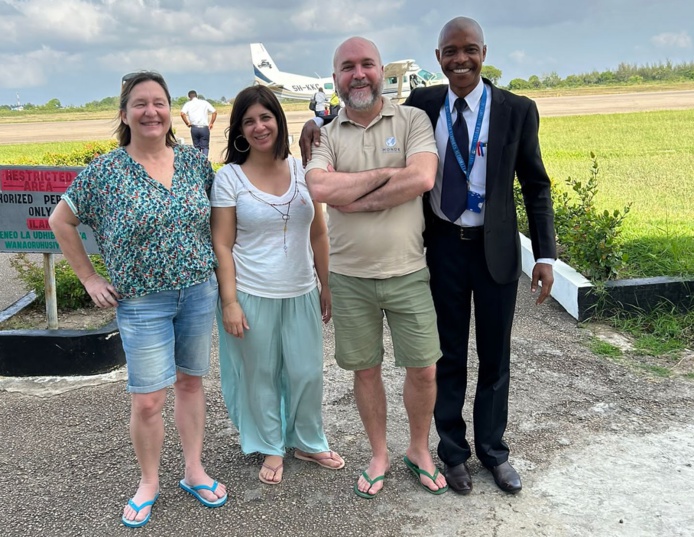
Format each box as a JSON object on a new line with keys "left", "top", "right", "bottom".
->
{"left": 426, "top": 226, "right": 518, "bottom": 468}
{"left": 190, "top": 126, "right": 210, "bottom": 156}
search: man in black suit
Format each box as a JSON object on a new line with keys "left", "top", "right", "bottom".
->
{"left": 299, "top": 16, "right": 556, "bottom": 495}
{"left": 405, "top": 16, "right": 556, "bottom": 495}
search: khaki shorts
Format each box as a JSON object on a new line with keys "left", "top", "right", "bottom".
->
{"left": 329, "top": 268, "right": 441, "bottom": 371}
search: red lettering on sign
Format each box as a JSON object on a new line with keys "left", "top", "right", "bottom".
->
{"left": 1, "top": 168, "right": 78, "bottom": 192}
{"left": 26, "top": 219, "right": 52, "bottom": 230}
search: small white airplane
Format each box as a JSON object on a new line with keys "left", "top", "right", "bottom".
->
{"left": 250, "top": 43, "right": 445, "bottom": 102}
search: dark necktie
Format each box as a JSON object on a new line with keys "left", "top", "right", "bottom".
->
{"left": 441, "top": 98, "right": 469, "bottom": 222}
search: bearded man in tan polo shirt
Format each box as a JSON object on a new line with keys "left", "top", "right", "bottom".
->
{"left": 305, "top": 37, "right": 448, "bottom": 499}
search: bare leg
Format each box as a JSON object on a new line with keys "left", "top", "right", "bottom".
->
{"left": 353, "top": 365, "right": 391, "bottom": 495}
{"left": 174, "top": 372, "right": 227, "bottom": 502}
{"left": 403, "top": 365, "right": 447, "bottom": 491}
{"left": 122, "top": 389, "right": 166, "bottom": 524}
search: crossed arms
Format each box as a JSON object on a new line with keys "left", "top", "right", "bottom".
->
{"left": 305, "top": 151, "right": 437, "bottom": 213}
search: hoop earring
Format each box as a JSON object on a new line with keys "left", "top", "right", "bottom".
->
{"left": 234, "top": 135, "right": 250, "bottom": 153}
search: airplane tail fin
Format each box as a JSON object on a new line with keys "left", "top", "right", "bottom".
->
{"left": 250, "top": 43, "right": 277, "bottom": 74}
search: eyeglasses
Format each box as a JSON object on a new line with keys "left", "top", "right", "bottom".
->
{"left": 121, "top": 71, "right": 165, "bottom": 87}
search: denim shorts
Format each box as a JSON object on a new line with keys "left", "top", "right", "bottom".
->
{"left": 116, "top": 274, "right": 218, "bottom": 394}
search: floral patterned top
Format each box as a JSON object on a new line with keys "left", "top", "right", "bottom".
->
{"left": 63, "top": 145, "right": 217, "bottom": 299}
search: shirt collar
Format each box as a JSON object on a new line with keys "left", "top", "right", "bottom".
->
{"left": 339, "top": 96, "right": 395, "bottom": 125}
{"left": 446, "top": 78, "right": 485, "bottom": 115}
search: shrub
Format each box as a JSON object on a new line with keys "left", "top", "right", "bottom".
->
{"left": 515, "top": 153, "right": 632, "bottom": 281}
{"left": 553, "top": 153, "right": 632, "bottom": 280}
{"left": 10, "top": 254, "right": 109, "bottom": 310}
{"left": 10, "top": 140, "right": 118, "bottom": 166}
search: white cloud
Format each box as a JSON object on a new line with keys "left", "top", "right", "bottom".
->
{"left": 650, "top": 31, "right": 692, "bottom": 49}
{"left": 7, "top": 0, "right": 111, "bottom": 43}
{"left": 509, "top": 50, "right": 527, "bottom": 63}
{"left": 0, "top": 47, "right": 81, "bottom": 88}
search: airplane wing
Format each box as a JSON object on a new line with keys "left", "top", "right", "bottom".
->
{"left": 384, "top": 59, "right": 415, "bottom": 79}
{"left": 382, "top": 60, "right": 416, "bottom": 101}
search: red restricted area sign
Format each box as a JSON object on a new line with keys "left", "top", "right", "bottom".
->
{"left": 0, "top": 166, "right": 99, "bottom": 253}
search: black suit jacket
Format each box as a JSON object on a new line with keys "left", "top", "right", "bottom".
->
{"left": 405, "top": 80, "right": 556, "bottom": 285}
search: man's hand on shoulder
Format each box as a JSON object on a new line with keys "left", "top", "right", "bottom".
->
{"left": 300, "top": 119, "right": 323, "bottom": 166}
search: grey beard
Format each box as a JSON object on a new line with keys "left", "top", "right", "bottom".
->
{"left": 339, "top": 80, "right": 383, "bottom": 110}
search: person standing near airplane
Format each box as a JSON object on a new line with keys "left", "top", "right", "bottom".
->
{"left": 304, "top": 36, "right": 447, "bottom": 499}
{"left": 403, "top": 16, "right": 556, "bottom": 496}
{"left": 181, "top": 90, "right": 217, "bottom": 157}
{"left": 210, "top": 85, "right": 344, "bottom": 486}
{"left": 300, "top": 17, "right": 556, "bottom": 496}
{"left": 329, "top": 90, "right": 341, "bottom": 115}
{"left": 50, "top": 71, "right": 227, "bottom": 528}
{"left": 312, "top": 87, "right": 328, "bottom": 117}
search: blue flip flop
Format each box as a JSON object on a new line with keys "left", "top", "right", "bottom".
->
{"left": 121, "top": 492, "right": 159, "bottom": 528}
{"left": 179, "top": 479, "right": 227, "bottom": 508}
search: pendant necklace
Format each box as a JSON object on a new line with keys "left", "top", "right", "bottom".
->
{"left": 235, "top": 159, "right": 304, "bottom": 255}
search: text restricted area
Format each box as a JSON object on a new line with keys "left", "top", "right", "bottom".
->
{"left": 0, "top": 166, "right": 99, "bottom": 253}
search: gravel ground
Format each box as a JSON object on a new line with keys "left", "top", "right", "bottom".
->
{"left": 1, "top": 276, "right": 693, "bottom": 537}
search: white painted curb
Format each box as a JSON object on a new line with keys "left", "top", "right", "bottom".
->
{"left": 520, "top": 233, "right": 591, "bottom": 320}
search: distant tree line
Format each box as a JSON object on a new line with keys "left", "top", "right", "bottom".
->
{"left": 0, "top": 94, "right": 228, "bottom": 113}
{"left": 505, "top": 60, "right": 694, "bottom": 90}
{"left": 3, "top": 59, "right": 694, "bottom": 111}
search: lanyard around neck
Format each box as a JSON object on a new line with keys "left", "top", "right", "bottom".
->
{"left": 444, "top": 86, "right": 487, "bottom": 181}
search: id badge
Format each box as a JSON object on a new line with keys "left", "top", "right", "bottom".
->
{"left": 466, "top": 190, "right": 485, "bottom": 213}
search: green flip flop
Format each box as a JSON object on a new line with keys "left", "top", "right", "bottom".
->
{"left": 353, "top": 470, "right": 385, "bottom": 499}
{"left": 403, "top": 456, "right": 449, "bottom": 495}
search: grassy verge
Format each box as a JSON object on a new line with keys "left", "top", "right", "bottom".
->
{"left": 540, "top": 109, "right": 694, "bottom": 278}
{"left": 517, "top": 80, "right": 694, "bottom": 99}
{"left": 0, "top": 141, "right": 102, "bottom": 163}
{"left": 589, "top": 303, "right": 693, "bottom": 379}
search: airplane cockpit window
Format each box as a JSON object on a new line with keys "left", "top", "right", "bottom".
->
{"left": 324, "top": 83, "right": 334, "bottom": 90}
{"left": 417, "top": 69, "right": 438, "bottom": 82}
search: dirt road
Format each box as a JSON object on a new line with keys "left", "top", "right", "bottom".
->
{"left": 1, "top": 89, "right": 693, "bottom": 163}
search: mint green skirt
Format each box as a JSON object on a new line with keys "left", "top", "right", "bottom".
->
{"left": 217, "top": 287, "right": 330, "bottom": 456}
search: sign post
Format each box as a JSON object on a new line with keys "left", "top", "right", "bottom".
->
{"left": 43, "top": 253, "right": 58, "bottom": 329}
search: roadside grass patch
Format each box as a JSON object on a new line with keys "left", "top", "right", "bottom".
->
{"left": 540, "top": 110, "right": 694, "bottom": 279}
{"left": 589, "top": 338, "right": 623, "bottom": 358}
{"left": 609, "top": 303, "right": 692, "bottom": 352}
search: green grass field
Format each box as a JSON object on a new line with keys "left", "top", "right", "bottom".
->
{"left": 539, "top": 110, "right": 694, "bottom": 278}
{"left": 1, "top": 107, "right": 692, "bottom": 279}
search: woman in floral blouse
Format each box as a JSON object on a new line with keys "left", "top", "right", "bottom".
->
{"left": 49, "top": 71, "right": 226, "bottom": 528}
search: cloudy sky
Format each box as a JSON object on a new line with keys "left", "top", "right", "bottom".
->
{"left": 1, "top": 0, "right": 692, "bottom": 107}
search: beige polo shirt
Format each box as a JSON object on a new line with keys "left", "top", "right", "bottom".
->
{"left": 305, "top": 98, "right": 437, "bottom": 279}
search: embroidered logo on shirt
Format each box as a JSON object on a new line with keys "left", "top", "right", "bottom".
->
{"left": 382, "top": 137, "right": 400, "bottom": 153}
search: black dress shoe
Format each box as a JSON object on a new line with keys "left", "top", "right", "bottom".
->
{"left": 486, "top": 461, "right": 522, "bottom": 494}
{"left": 443, "top": 463, "right": 472, "bottom": 495}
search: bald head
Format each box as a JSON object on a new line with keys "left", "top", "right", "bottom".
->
{"left": 438, "top": 17, "right": 485, "bottom": 49}
{"left": 333, "top": 37, "right": 382, "bottom": 72}
{"left": 436, "top": 16, "right": 487, "bottom": 98}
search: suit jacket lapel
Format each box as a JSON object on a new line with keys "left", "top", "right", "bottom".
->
{"left": 422, "top": 86, "right": 447, "bottom": 128}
